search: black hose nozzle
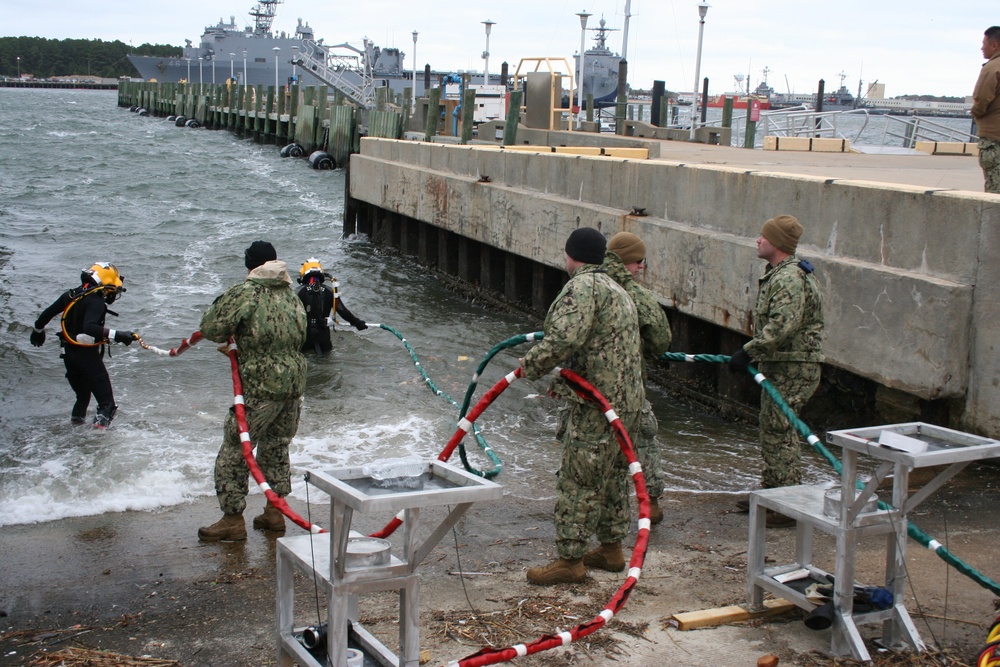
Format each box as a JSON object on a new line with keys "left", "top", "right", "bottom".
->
{"left": 301, "top": 622, "right": 328, "bottom": 650}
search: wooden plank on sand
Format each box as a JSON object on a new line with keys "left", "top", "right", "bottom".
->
{"left": 670, "top": 599, "right": 797, "bottom": 630}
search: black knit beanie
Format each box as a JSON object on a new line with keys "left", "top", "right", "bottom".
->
{"left": 564, "top": 227, "right": 607, "bottom": 265}
{"left": 244, "top": 241, "right": 277, "bottom": 270}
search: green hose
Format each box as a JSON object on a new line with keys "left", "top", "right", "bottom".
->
{"left": 661, "top": 351, "right": 1000, "bottom": 597}
{"left": 378, "top": 324, "right": 503, "bottom": 478}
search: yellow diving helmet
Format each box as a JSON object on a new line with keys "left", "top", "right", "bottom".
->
{"left": 298, "top": 258, "right": 325, "bottom": 284}
{"left": 83, "top": 262, "right": 125, "bottom": 302}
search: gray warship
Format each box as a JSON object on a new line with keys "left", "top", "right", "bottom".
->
{"left": 573, "top": 17, "right": 623, "bottom": 108}
{"left": 126, "top": 0, "right": 328, "bottom": 87}
{"left": 126, "top": 0, "right": 477, "bottom": 105}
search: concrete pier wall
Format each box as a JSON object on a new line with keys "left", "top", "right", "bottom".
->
{"left": 349, "top": 137, "right": 1000, "bottom": 438}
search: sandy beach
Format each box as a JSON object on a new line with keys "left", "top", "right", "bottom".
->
{"left": 2, "top": 462, "right": 999, "bottom": 667}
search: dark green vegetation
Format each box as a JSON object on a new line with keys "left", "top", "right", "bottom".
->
{"left": 897, "top": 93, "right": 966, "bottom": 103}
{"left": 0, "top": 36, "right": 180, "bottom": 79}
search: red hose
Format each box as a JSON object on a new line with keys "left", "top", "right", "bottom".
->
{"left": 452, "top": 368, "right": 650, "bottom": 667}
{"left": 225, "top": 337, "right": 326, "bottom": 534}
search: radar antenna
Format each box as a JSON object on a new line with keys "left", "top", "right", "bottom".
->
{"left": 249, "top": 0, "right": 283, "bottom": 35}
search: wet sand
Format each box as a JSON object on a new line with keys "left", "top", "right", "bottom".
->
{"left": 2, "top": 466, "right": 999, "bottom": 667}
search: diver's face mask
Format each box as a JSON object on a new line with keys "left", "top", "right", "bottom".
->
{"left": 104, "top": 285, "right": 125, "bottom": 304}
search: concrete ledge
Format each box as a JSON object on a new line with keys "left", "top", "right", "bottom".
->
{"left": 491, "top": 145, "right": 648, "bottom": 159}
{"left": 812, "top": 138, "right": 852, "bottom": 153}
{"left": 502, "top": 145, "right": 556, "bottom": 153}
{"left": 554, "top": 146, "right": 603, "bottom": 156}
{"left": 764, "top": 136, "right": 852, "bottom": 152}
{"left": 915, "top": 141, "right": 979, "bottom": 156}
{"left": 695, "top": 126, "right": 732, "bottom": 145}
{"left": 603, "top": 147, "right": 649, "bottom": 159}
{"left": 351, "top": 138, "right": 1000, "bottom": 434}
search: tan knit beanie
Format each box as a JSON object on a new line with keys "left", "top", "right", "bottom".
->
{"left": 760, "top": 215, "right": 803, "bottom": 254}
{"left": 607, "top": 232, "right": 646, "bottom": 264}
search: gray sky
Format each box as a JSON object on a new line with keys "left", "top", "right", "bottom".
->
{"left": 6, "top": 0, "right": 993, "bottom": 97}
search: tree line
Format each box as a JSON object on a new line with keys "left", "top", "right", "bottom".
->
{"left": 0, "top": 37, "right": 180, "bottom": 79}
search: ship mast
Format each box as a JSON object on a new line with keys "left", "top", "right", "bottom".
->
{"left": 248, "top": 0, "right": 283, "bottom": 35}
{"left": 621, "top": 0, "right": 632, "bottom": 61}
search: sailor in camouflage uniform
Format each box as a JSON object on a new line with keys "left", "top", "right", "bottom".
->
{"left": 197, "top": 241, "right": 308, "bottom": 541}
{"left": 601, "top": 233, "right": 672, "bottom": 529}
{"left": 521, "top": 227, "right": 643, "bottom": 585}
{"left": 730, "top": 216, "right": 824, "bottom": 526}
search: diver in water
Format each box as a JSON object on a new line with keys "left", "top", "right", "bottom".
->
{"left": 296, "top": 258, "right": 367, "bottom": 355}
{"left": 30, "top": 262, "right": 137, "bottom": 428}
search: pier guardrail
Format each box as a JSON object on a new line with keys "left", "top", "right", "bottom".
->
{"left": 737, "top": 108, "right": 870, "bottom": 149}
{"left": 730, "top": 107, "right": 978, "bottom": 150}
{"left": 877, "top": 115, "right": 978, "bottom": 148}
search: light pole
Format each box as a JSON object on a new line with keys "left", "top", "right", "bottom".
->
{"left": 198, "top": 57, "right": 203, "bottom": 85}
{"left": 273, "top": 47, "right": 280, "bottom": 90}
{"left": 291, "top": 45, "right": 298, "bottom": 82}
{"left": 229, "top": 52, "right": 235, "bottom": 81}
{"left": 186, "top": 57, "right": 191, "bottom": 83}
{"left": 482, "top": 20, "right": 496, "bottom": 87}
{"left": 16, "top": 56, "right": 20, "bottom": 79}
{"left": 242, "top": 49, "right": 247, "bottom": 87}
{"left": 576, "top": 10, "right": 591, "bottom": 129}
{"left": 212, "top": 53, "right": 216, "bottom": 85}
{"left": 411, "top": 31, "right": 418, "bottom": 95}
{"left": 689, "top": 1, "right": 710, "bottom": 140}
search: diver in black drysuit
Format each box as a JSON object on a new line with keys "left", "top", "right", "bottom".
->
{"left": 297, "top": 271, "right": 367, "bottom": 356}
{"left": 30, "top": 264, "right": 136, "bottom": 427}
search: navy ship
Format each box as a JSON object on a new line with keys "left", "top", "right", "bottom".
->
{"left": 126, "top": 0, "right": 481, "bottom": 104}
{"left": 572, "top": 17, "right": 623, "bottom": 108}
{"left": 127, "top": 0, "right": 329, "bottom": 87}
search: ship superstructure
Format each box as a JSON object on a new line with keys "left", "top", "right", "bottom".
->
{"left": 127, "top": 0, "right": 326, "bottom": 87}
{"left": 573, "top": 17, "right": 623, "bottom": 108}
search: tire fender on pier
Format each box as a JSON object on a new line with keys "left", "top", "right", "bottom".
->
{"left": 280, "top": 143, "right": 305, "bottom": 158}
{"left": 174, "top": 116, "right": 188, "bottom": 127}
{"left": 307, "top": 151, "right": 335, "bottom": 170}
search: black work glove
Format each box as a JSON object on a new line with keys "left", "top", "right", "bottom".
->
{"left": 728, "top": 348, "right": 751, "bottom": 374}
{"left": 114, "top": 330, "right": 136, "bottom": 346}
{"left": 30, "top": 328, "right": 45, "bottom": 347}
{"left": 353, "top": 320, "right": 368, "bottom": 331}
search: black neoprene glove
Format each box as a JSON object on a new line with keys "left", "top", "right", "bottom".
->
{"left": 352, "top": 319, "right": 368, "bottom": 331}
{"left": 30, "top": 328, "right": 45, "bottom": 347}
{"left": 114, "top": 330, "right": 136, "bottom": 345}
{"left": 728, "top": 348, "right": 751, "bottom": 374}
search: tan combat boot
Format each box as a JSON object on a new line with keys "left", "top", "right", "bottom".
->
{"left": 649, "top": 497, "right": 664, "bottom": 525}
{"left": 526, "top": 557, "right": 587, "bottom": 585}
{"left": 583, "top": 542, "right": 626, "bottom": 572}
{"left": 198, "top": 513, "right": 246, "bottom": 542}
{"left": 253, "top": 501, "right": 286, "bottom": 533}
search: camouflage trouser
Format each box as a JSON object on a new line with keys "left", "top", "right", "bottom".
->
{"left": 554, "top": 402, "right": 639, "bottom": 559}
{"left": 633, "top": 400, "right": 663, "bottom": 499}
{"left": 215, "top": 397, "right": 302, "bottom": 514}
{"left": 758, "top": 361, "right": 821, "bottom": 489}
{"left": 979, "top": 138, "right": 1000, "bottom": 194}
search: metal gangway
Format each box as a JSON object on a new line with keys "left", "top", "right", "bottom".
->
{"left": 873, "top": 114, "right": 977, "bottom": 149}
{"left": 729, "top": 107, "right": 977, "bottom": 151}
{"left": 730, "top": 107, "right": 871, "bottom": 149}
{"left": 291, "top": 39, "right": 377, "bottom": 109}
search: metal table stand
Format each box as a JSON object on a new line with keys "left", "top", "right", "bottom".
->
{"left": 746, "top": 422, "right": 1000, "bottom": 662}
{"left": 276, "top": 459, "right": 503, "bottom": 667}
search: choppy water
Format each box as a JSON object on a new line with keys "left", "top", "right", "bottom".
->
{"left": 0, "top": 88, "right": 839, "bottom": 528}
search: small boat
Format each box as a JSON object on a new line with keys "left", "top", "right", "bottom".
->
{"left": 707, "top": 94, "right": 772, "bottom": 110}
